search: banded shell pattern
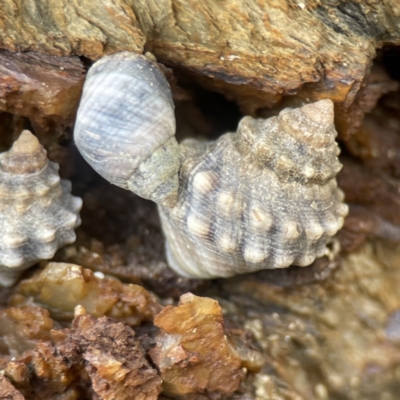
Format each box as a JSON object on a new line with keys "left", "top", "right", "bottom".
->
{"left": 74, "top": 52, "right": 180, "bottom": 207}
{"left": 160, "top": 100, "right": 348, "bottom": 278}
{"left": 74, "top": 52, "right": 348, "bottom": 279}
{"left": 0, "top": 130, "right": 82, "bottom": 286}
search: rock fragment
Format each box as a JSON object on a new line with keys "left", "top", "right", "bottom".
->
{"left": 11, "top": 262, "right": 162, "bottom": 324}
{"left": 150, "top": 293, "right": 263, "bottom": 397}
{"left": 3, "top": 314, "right": 162, "bottom": 400}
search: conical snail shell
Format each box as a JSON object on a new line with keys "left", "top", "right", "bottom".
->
{"left": 74, "top": 52, "right": 348, "bottom": 279}
{"left": 160, "top": 100, "right": 348, "bottom": 278}
{"left": 74, "top": 52, "right": 180, "bottom": 207}
{"left": 0, "top": 130, "right": 82, "bottom": 286}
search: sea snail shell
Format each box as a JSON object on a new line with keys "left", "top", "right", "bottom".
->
{"left": 74, "top": 52, "right": 348, "bottom": 279}
{"left": 0, "top": 130, "right": 82, "bottom": 286}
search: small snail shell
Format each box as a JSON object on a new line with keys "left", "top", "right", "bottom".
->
{"left": 74, "top": 52, "right": 180, "bottom": 207}
{"left": 74, "top": 52, "right": 348, "bottom": 279}
{"left": 0, "top": 130, "right": 82, "bottom": 286}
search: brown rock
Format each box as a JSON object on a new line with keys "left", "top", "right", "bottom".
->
{"left": 0, "top": 306, "right": 54, "bottom": 356}
{"left": 150, "top": 293, "right": 260, "bottom": 397}
{"left": 73, "top": 314, "right": 162, "bottom": 400}
{"left": 0, "top": 0, "right": 145, "bottom": 58}
{"left": 0, "top": 376, "right": 25, "bottom": 400}
{"left": 11, "top": 262, "right": 162, "bottom": 325}
{"left": 2, "top": 1, "right": 400, "bottom": 117}
{"left": 0, "top": 49, "right": 85, "bottom": 142}
{"left": 3, "top": 314, "right": 162, "bottom": 400}
{"left": 222, "top": 239, "right": 400, "bottom": 399}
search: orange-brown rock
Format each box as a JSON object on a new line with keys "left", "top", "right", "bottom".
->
{"left": 11, "top": 262, "right": 162, "bottom": 325}
{"left": 0, "top": 376, "right": 25, "bottom": 400}
{"left": 336, "top": 63, "right": 399, "bottom": 140}
{"left": 0, "top": 49, "right": 85, "bottom": 140}
{"left": 0, "top": 306, "right": 54, "bottom": 356}
{"left": 3, "top": 313, "right": 162, "bottom": 400}
{"left": 72, "top": 314, "right": 162, "bottom": 400}
{"left": 1, "top": 1, "right": 400, "bottom": 117}
{"left": 150, "top": 293, "right": 263, "bottom": 397}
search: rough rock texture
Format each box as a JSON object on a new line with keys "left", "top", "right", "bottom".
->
{"left": 0, "top": 49, "right": 85, "bottom": 140}
{"left": 1, "top": 1, "right": 400, "bottom": 398}
{"left": 0, "top": 305, "right": 54, "bottom": 356}
{"left": 11, "top": 262, "right": 162, "bottom": 324}
{"left": 221, "top": 239, "right": 400, "bottom": 399}
{"left": 0, "top": 376, "right": 25, "bottom": 400}
{"left": 3, "top": 313, "right": 162, "bottom": 400}
{"left": 150, "top": 293, "right": 264, "bottom": 397}
{"left": 1, "top": 1, "right": 400, "bottom": 122}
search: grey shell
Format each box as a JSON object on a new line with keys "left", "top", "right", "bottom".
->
{"left": 0, "top": 130, "right": 82, "bottom": 286}
{"left": 159, "top": 100, "right": 348, "bottom": 278}
{"left": 74, "top": 52, "right": 180, "bottom": 207}
{"left": 74, "top": 52, "right": 348, "bottom": 280}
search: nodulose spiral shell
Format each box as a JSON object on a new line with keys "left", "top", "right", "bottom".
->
{"left": 74, "top": 52, "right": 348, "bottom": 279}
{"left": 0, "top": 130, "right": 82, "bottom": 286}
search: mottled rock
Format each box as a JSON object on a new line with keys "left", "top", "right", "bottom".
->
{"left": 150, "top": 293, "right": 263, "bottom": 397}
{"left": 2, "top": 1, "right": 400, "bottom": 118}
{"left": 3, "top": 313, "right": 162, "bottom": 400}
{"left": 221, "top": 240, "right": 400, "bottom": 399}
{"left": 11, "top": 262, "right": 161, "bottom": 324}
{"left": 72, "top": 314, "right": 162, "bottom": 400}
{"left": 0, "top": 50, "right": 85, "bottom": 136}
{"left": 0, "top": 306, "right": 53, "bottom": 357}
{"left": 0, "top": 376, "right": 25, "bottom": 400}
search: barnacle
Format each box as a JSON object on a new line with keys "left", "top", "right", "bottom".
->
{"left": 0, "top": 130, "right": 82, "bottom": 286}
{"left": 74, "top": 52, "right": 348, "bottom": 279}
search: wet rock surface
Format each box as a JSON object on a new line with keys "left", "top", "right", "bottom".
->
{"left": 1, "top": 1, "right": 400, "bottom": 399}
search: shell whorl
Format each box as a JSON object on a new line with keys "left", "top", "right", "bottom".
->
{"left": 0, "top": 130, "right": 82, "bottom": 286}
{"left": 73, "top": 51, "right": 347, "bottom": 280}
{"left": 159, "top": 100, "right": 348, "bottom": 279}
{"left": 74, "top": 52, "right": 180, "bottom": 207}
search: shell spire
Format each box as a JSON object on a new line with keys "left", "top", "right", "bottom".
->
{"left": 0, "top": 130, "right": 82, "bottom": 286}
{"left": 159, "top": 99, "right": 348, "bottom": 278}
{"left": 1, "top": 130, "right": 48, "bottom": 174}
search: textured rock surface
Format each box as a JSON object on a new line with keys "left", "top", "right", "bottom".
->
{"left": 3, "top": 313, "right": 163, "bottom": 400}
{"left": 10, "top": 262, "right": 162, "bottom": 323}
{"left": 1, "top": 1, "right": 400, "bottom": 117}
{"left": 0, "top": 306, "right": 53, "bottom": 356}
{"left": 221, "top": 240, "right": 400, "bottom": 399}
{"left": 0, "top": 49, "right": 85, "bottom": 140}
{"left": 150, "top": 293, "right": 263, "bottom": 397}
{"left": 0, "top": 376, "right": 24, "bottom": 400}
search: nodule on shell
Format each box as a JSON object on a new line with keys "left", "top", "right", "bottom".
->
{"left": 74, "top": 52, "right": 348, "bottom": 279}
{"left": 0, "top": 130, "right": 82, "bottom": 286}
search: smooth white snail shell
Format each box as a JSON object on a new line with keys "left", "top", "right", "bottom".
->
{"left": 74, "top": 52, "right": 348, "bottom": 279}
